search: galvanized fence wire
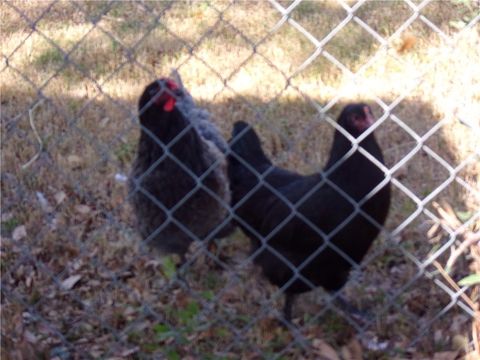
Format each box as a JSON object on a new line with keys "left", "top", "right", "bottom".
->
{"left": 2, "top": 0, "right": 480, "bottom": 358}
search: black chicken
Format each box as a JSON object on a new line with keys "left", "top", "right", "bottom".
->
{"left": 129, "top": 77, "right": 231, "bottom": 262}
{"left": 228, "top": 104, "right": 391, "bottom": 321}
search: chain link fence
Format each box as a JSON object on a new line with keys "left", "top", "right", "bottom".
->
{"left": 2, "top": 0, "right": 479, "bottom": 358}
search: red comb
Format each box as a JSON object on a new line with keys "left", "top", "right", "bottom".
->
{"left": 166, "top": 79, "right": 179, "bottom": 91}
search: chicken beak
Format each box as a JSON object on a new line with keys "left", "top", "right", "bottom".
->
{"left": 363, "top": 106, "right": 375, "bottom": 127}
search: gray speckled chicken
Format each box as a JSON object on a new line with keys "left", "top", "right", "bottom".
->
{"left": 129, "top": 76, "right": 232, "bottom": 261}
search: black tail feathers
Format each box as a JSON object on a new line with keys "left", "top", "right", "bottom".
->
{"left": 229, "top": 121, "right": 271, "bottom": 168}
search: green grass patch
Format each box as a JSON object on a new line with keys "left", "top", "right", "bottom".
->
{"left": 35, "top": 47, "right": 64, "bottom": 67}
{"left": 2, "top": 217, "right": 19, "bottom": 233}
{"left": 114, "top": 141, "right": 136, "bottom": 165}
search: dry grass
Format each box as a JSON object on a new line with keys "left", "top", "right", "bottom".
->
{"left": 1, "top": 1, "right": 479, "bottom": 359}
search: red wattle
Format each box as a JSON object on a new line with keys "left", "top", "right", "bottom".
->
{"left": 164, "top": 98, "right": 176, "bottom": 112}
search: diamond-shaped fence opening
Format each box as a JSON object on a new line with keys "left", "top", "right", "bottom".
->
{"left": 2, "top": 1, "right": 479, "bottom": 359}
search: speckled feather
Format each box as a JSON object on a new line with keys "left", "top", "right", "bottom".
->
{"left": 172, "top": 70, "right": 229, "bottom": 154}
{"left": 129, "top": 77, "right": 232, "bottom": 259}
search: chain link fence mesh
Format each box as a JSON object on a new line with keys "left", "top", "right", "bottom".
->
{"left": 1, "top": 0, "right": 479, "bottom": 358}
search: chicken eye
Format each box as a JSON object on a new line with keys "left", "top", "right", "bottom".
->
{"left": 148, "top": 88, "right": 159, "bottom": 97}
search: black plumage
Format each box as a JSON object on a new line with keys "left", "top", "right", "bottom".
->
{"left": 129, "top": 78, "right": 231, "bottom": 261}
{"left": 228, "top": 104, "right": 391, "bottom": 321}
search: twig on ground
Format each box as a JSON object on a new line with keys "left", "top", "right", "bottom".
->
{"left": 21, "top": 99, "right": 45, "bottom": 170}
{"left": 446, "top": 232, "right": 480, "bottom": 271}
{"left": 432, "top": 260, "right": 478, "bottom": 316}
